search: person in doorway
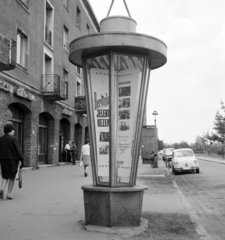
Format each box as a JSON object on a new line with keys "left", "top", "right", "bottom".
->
{"left": 152, "top": 152, "right": 158, "bottom": 168}
{"left": 64, "top": 141, "right": 71, "bottom": 162}
{"left": 149, "top": 151, "right": 155, "bottom": 167}
{"left": 0, "top": 124, "right": 23, "bottom": 200}
{"left": 80, "top": 139, "right": 90, "bottom": 177}
{"left": 71, "top": 141, "right": 77, "bottom": 165}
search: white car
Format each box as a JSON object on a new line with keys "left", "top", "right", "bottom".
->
{"left": 171, "top": 148, "right": 200, "bottom": 174}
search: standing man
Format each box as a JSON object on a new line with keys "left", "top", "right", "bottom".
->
{"left": 64, "top": 141, "right": 71, "bottom": 162}
{"left": 0, "top": 124, "right": 23, "bottom": 200}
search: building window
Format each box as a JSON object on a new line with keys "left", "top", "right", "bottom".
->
{"left": 63, "top": 69, "right": 68, "bottom": 82}
{"left": 43, "top": 53, "right": 53, "bottom": 91}
{"left": 86, "top": 24, "right": 90, "bottom": 34}
{"left": 63, "top": 69, "right": 69, "bottom": 97}
{"left": 20, "top": 0, "right": 28, "bottom": 5}
{"left": 44, "top": 53, "right": 52, "bottom": 74}
{"left": 63, "top": 26, "right": 69, "bottom": 50}
{"left": 77, "top": 66, "right": 81, "bottom": 75}
{"left": 77, "top": 81, "right": 80, "bottom": 96}
{"left": 17, "top": 0, "right": 29, "bottom": 10}
{"left": 45, "top": 1, "right": 54, "bottom": 47}
{"left": 76, "top": 7, "right": 81, "bottom": 28}
{"left": 63, "top": 0, "right": 69, "bottom": 10}
{"left": 16, "top": 30, "right": 28, "bottom": 68}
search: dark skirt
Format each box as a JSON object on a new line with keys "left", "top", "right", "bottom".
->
{"left": 0, "top": 159, "right": 18, "bottom": 179}
{"left": 82, "top": 155, "right": 90, "bottom": 166}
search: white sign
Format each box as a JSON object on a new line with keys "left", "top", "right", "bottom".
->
{"left": 16, "top": 87, "right": 35, "bottom": 101}
{"left": 0, "top": 80, "right": 14, "bottom": 93}
{"left": 62, "top": 108, "right": 72, "bottom": 116}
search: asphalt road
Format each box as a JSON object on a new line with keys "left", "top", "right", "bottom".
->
{"left": 172, "top": 159, "right": 225, "bottom": 240}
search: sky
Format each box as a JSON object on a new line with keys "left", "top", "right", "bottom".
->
{"left": 88, "top": 0, "right": 225, "bottom": 144}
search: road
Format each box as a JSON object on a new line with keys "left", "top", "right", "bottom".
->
{"left": 171, "top": 159, "right": 225, "bottom": 240}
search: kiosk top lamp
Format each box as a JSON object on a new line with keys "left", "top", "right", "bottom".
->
{"left": 69, "top": 0, "right": 167, "bottom": 188}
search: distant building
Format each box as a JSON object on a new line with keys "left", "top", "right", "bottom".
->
{"left": 0, "top": 0, "right": 99, "bottom": 167}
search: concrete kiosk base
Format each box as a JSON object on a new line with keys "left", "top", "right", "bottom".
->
{"left": 81, "top": 184, "right": 148, "bottom": 228}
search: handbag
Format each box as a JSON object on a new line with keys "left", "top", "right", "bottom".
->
{"left": 79, "top": 159, "right": 84, "bottom": 167}
{"left": 16, "top": 161, "right": 22, "bottom": 189}
{"left": 18, "top": 169, "right": 22, "bottom": 188}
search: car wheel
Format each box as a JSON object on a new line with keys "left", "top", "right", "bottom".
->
{"left": 172, "top": 167, "right": 177, "bottom": 175}
{"left": 196, "top": 168, "right": 200, "bottom": 174}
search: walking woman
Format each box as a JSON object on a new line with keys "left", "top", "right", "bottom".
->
{"left": 71, "top": 141, "right": 77, "bottom": 165}
{"left": 0, "top": 124, "right": 23, "bottom": 200}
{"left": 80, "top": 139, "right": 90, "bottom": 177}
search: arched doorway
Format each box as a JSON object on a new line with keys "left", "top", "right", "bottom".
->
{"left": 8, "top": 104, "right": 25, "bottom": 151}
{"left": 85, "top": 126, "right": 89, "bottom": 140}
{"left": 75, "top": 123, "right": 82, "bottom": 160}
{"left": 59, "top": 119, "right": 71, "bottom": 162}
{"left": 38, "top": 113, "right": 49, "bottom": 164}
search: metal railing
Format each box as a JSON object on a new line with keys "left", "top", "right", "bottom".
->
{"left": 42, "top": 74, "right": 68, "bottom": 99}
{"left": 75, "top": 96, "right": 87, "bottom": 112}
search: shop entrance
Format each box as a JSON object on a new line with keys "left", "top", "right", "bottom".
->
{"left": 59, "top": 119, "right": 70, "bottom": 162}
{"left": 8, "top": 104, "right": 24, "bottom": 152}
{"left": 38, "top": 113, "right": 49, "bottom": 164}
{"left": 75, "top": 123, "right": 82, "bottom": 160}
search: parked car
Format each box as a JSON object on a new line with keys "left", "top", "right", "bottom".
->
{"left": 162, "top": 148, "right": 175, "bottom": 161}
{"left": 171, "top": 148, "right": 200, "bottom": 174}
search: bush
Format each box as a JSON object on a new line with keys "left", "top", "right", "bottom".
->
{"left": 217, "top": 150, "right": 223, "bottom": 155}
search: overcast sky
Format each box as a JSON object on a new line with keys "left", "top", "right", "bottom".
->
{"left": 88, "top": 0, "right": 225, "bottom": 144}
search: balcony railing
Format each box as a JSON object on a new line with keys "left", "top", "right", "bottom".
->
{"left": 45, "top": 26, "right": 52, "bottom": 46}
{"left": 42, "top": 74, "right": 68, "bottom": 101}
{"left": 75, "top": 96, "right": 87, "bottom": 113}
{"left": 0, "top": 35, "right": 16, "bottom": 71}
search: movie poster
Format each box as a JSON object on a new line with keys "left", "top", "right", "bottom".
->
{"left": 90, "top": 68, "right": 141, "bottom": 179}
{"left": 90, "top": 68, "right": 110, "bottom": 177}
{"left": 116, "top": 68, "right": 141, "bottom": 178}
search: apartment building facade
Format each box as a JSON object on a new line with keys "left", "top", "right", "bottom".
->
{"left": 0, "top": 0, "right": 100, "bottom": 167}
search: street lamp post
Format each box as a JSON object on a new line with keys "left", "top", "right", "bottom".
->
{"left": 69, "top": 1, "right": 167, "bottom": 227}
{"left": 152, "top": 111, "right": 158, "bottom": 154}
{"left": 152, "top": 110, "right": 158, "bottom": 127}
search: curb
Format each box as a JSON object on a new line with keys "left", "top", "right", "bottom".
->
{"left": 166, "top": 167, "right": 211, "bottom": 240}
{"left": 172, "top": 180, "right": 211, "bottom": 240}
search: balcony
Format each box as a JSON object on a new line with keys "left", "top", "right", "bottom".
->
{"left": 42, "top": 74, "right": 68, "bottom": 101}
{"left": 75, "top": 96, "right": 87, "bottom": 113}
{"left": 45, "top": 26, "right": 52, "bottom": 46}
{"left": 0, "top": 36, "right": 16, "bottom": 71}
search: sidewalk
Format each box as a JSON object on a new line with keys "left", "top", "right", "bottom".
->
{"left": 196, "top": 154, "right": 225, "bottom": 165}
{"left": 0, "top": 160, "right": 200, "bottom": 240}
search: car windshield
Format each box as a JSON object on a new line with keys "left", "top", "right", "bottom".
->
{"left": 174, "top": 150, "right": 194, "bottom": 157}
{"left": 165, "top": 148, "right": 174, "bottom": 154}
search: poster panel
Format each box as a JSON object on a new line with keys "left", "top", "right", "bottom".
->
{"left": 116, "top": 68, "right": 141, "bottom": 178}
{"left": 90, "top": 68, "right": 110, "bottom": 177}
{"left": 90, "top": 67, "right": 141, "bottom": 181}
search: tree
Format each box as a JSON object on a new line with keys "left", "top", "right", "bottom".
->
{"left": 158, "top": 139, "right": 164, "bottom": 151}
{"left": 206, "top": 101, "right": 225, "bottom": 157}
